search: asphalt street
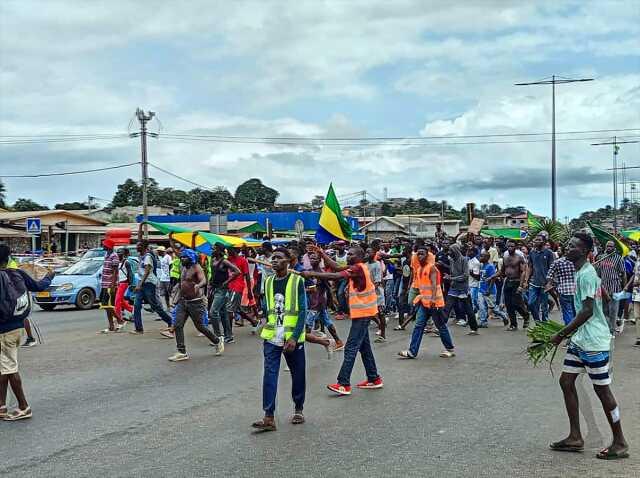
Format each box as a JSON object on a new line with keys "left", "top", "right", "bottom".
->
{"left": 1, "top": 306, "right": 638, "bottom": 478}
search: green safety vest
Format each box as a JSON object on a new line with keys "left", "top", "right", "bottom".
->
{"left": 170, "top": 257, "right": 181, "bottom": 279}
{"left": 8, "top": 258, "right": 18, "bottom": 269}
{"left": 261, "top": 273, "right": 305, "bottom": 343}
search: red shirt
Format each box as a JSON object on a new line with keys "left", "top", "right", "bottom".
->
{"left": 227, "top": 255, "right": 249, "bottom": 293}
{"left": 339, "top": 264, "right": 366, "bottom": 292}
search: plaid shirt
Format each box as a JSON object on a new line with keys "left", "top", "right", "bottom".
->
{"left": 546, "top": 257, "right": 576, "bottom": 295}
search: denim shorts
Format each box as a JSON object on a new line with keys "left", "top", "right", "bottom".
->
{"left": 305, "top": 309, "right": 333, "bottom": 328}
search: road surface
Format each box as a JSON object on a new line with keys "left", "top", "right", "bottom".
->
{"left": 1, "top": 307, "right": 638, "bottom": 477}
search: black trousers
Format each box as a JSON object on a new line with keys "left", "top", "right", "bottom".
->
{"left": 503, "top": 280, "right": 529, "bottom": 328}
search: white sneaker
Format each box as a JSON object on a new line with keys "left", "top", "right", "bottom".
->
{"left": 439, "top": 350, "right": 456, "bottom": 358}
{"left": 168, "top": 352, "right": 189, "bottom": 362}
{"left": 215, "top": 339, "right": 225, "bottom": 356}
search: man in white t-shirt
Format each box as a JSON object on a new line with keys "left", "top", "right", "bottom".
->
{"left": 131, "top": 241, "right": 173, "bottom": 335}
{"left": 467, "top": 246, "right": 481, "bottom": 312}
{"left": 156, "top": 246, "right": 172, "bottom": 309}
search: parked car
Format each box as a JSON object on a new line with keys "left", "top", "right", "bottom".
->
{"left": 33, "top": 257, "right": 139, "bottom": 311}
{"left": 82, "top": 245, "right": 139, "bottom": 260}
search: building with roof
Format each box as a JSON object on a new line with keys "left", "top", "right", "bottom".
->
{"left": 0, "top": 210, "right": 108, "bottom": 253}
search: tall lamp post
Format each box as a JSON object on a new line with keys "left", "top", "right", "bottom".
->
{"left": 515, "top": 75, "right": 594, "bottom": 222}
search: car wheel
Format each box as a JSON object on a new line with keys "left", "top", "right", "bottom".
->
{"left": 38, "top": 304, "right": 57, "bottom": 312}
{"left": 76, "top": 288, "right": 96, "bottom": 310}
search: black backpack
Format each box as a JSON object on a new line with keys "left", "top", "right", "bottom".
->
{"left": 0, "top": 269, "right": 31, "bottom": 323}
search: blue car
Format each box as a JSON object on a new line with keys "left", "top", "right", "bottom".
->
{"left": 33, "top": 258, "right": 105, "bottom": 311}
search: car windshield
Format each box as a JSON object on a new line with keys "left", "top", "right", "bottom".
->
{"left": 61, "top": 260, "right": 102, "bottom": 276}
{"left": 82, "top": 248, "right": 106, "bottom": 259}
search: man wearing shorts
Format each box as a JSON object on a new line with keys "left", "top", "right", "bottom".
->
{"left": 0, "top": 245, "right": 54, "bottom": 421}
{"left": 549, "top": 232, "right": 629, "bottom": 460}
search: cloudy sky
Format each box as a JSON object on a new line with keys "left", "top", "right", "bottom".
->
{"left": 1, "top": 0, "right": 639, "bottom": 218}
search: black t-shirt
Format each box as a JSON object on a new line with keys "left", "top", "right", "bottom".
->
{"left": 435, "top": 251, "right": 451, "bottom": 283}
{"left": 210, "top": 259, "right": 229, "bottom": 288}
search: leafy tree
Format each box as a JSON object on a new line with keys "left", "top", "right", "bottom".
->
{"left": 0, "top": 180, "right": 6, "bottom": 208}
{"left": 111, "top": 178, "right": 141, "bottom": 207}
{"left": 12, "top": 198, "right": 49, "bottom": 211}
{"left": 234, "top": 178, "right": 279, "bottom": 211}
{"left": 380, "top": 202, "right": 393, "bottom": 216}
{"left": 311, "top": 195, "right": 325, "bottom": 209}
{"left": 54, "top": 201, "right": 89, "bottom": 210}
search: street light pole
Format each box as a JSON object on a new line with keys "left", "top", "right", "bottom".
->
{"left": 133, "top": 108, "right": 155, "bottom": 240}
{"left": 595, "top": 138, "right": 640, "bottom": 233}
{"left": 515, "top": 75, "right": 594, "bottom": 222}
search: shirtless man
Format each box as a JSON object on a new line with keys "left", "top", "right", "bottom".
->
{"left": 168, "top": 249, "right": 224, "bottom": 362}
{"left": 500, "top": 241, "right": 530, "bottom": 331}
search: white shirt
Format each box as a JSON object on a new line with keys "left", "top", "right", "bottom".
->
{"left": 468, "top": 257, "right": 481, "bottom": 288}
{"left": 158, "top": 255, "right": 172, "bottom": 282}
{"left": 139, "top": 253, "right": 159, "bottom": 286}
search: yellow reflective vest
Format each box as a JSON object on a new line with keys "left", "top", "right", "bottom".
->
{"left": 261, "top": 273, "right": 305, "bottom": 343}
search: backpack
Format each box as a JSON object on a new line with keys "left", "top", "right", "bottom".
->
{"left": 0, "top": 269, "right": 31, "bottom": 323}
{"left": 143, "top": 253, "right": 159, "bottom": 276}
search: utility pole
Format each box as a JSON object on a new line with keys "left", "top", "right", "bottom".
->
{"left": 597, "top": 138, "right": 640, "bottom": 232}
{"left": 515, "top": 75, "right": 594, "bottom": 222}
{"left": 131, "top": 109, "right": 156, "bottom": 239}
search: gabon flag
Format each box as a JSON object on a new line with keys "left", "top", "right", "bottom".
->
{"left": 315, "top": 184, "right": 353, "bottom": 244}
{"left": 587, "top": 222, "right": 630, "bottom": 257}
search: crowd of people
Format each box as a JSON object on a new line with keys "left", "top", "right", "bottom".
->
{"left": 0, "top": 226, "right": 634, "bottom": 459}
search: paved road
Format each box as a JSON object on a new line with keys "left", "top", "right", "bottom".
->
{"left": 1, "top": 306, "right": 638, "bottom": 477}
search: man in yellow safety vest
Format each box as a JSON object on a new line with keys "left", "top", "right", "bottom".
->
{"left": 251, "top": 247, "right": 307, "bottom": 432}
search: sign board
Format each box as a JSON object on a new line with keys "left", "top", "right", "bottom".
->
{"left": 209, "top": 214, "right": 228, "bottom": 234}
{"left": 294, "top": 219, "right": 305, "bottom": 238}
{"left": 468, "top": 218, "right": 485, "bottom": 235}
{"left": 26, "top": 218, "right": 41, "bottom": 235}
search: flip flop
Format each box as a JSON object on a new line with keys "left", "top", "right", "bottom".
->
{"left": 397, "top": 350, "right": 415, "bottom": 359}
{"left": 251, "top": 419, "right": 276, "bottom": 432}
{"left": 549, "top": 441, "right": 584, "bottom": 453}
{"left": 291, "top": 413, "right": 305, "bottom": 425}
{"left": 596, "top": 448, "right": 629, "bottom": 460}
{"left": 393, "top": 326, "right": 405, "bottom": 331}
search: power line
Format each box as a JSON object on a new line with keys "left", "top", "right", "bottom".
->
{"left": 1, "top": 162, "right": 140, "bottom": 178}
{"left": 148, "top": 162, "right": 219, "bottom": 192}
{"left": 0, "top": 135, "right": 129, "bottom": 145}
{"left": 156, "top": 134, "right": 638, "bottom": 147}
{"left": 158, "top": 127, "right": 638, "bottom": 141}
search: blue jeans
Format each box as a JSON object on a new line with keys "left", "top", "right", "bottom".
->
{"left": 527, "top": 285, "right": 549, "bottom": 322}
{"left": 384, "top": 279, "right": 397, "bottom": 313}
{"left": 558, "top": 294, "right": 576, "bottom": 325}
{"left": 337, "top": 279, "right": 349, "bottom": 314}
{"left": 478, "top": 293, "right": 508, "bottom": 324}
{"left": 409, "top": 306, "right": 454, "bottom": 356}
{"left": 209, "top": 287, "right": 230, "bottom": 337}
{"left": 470, "top": 286, "right": 479, "bottom": 312}
{"left": 133, "top": 282, "right": 172, "bottom": 331}
{"left": 337, "top": 319, "right": 379, "bottom": 386}
{"left": 262, "top": 341, "right": 305, "bottom": 416}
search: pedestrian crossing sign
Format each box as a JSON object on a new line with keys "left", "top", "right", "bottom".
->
{"left": 26, "top": 218, "right": 41, "bottom": 235}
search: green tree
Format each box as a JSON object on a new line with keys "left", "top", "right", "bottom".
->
{"left": 234, "top": 178, "right": 279, "bottom": 211}
{"left": 55, "top": 201, "right": 89, "bottom": 210}
{"left": 12, "top": 198, "right": 49, "bottom": 211}
{"left": 111, "top": 178, "right": 141, "bottom": 207}
{"left": 0, "top": 180, "right": 6, "bottom": 208}
{"left": 380, "top": 202, "right": 393, "bottom": 216}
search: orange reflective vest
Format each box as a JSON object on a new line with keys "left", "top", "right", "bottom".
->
{"left": 348, "top": 263, "right": 379, "bottom": 319}
{"left": 411, "top": 251, "right": 435, "bottom": 288}
{"left": 412, "top": 262, "right": 445, "bottom": 308}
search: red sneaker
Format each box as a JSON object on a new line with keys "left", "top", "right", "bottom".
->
{"left": 356, "top": 377, "right": 383, "bottom": 389}
{"left": 327, "top": 383, "right": 352, "bottom": 395}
